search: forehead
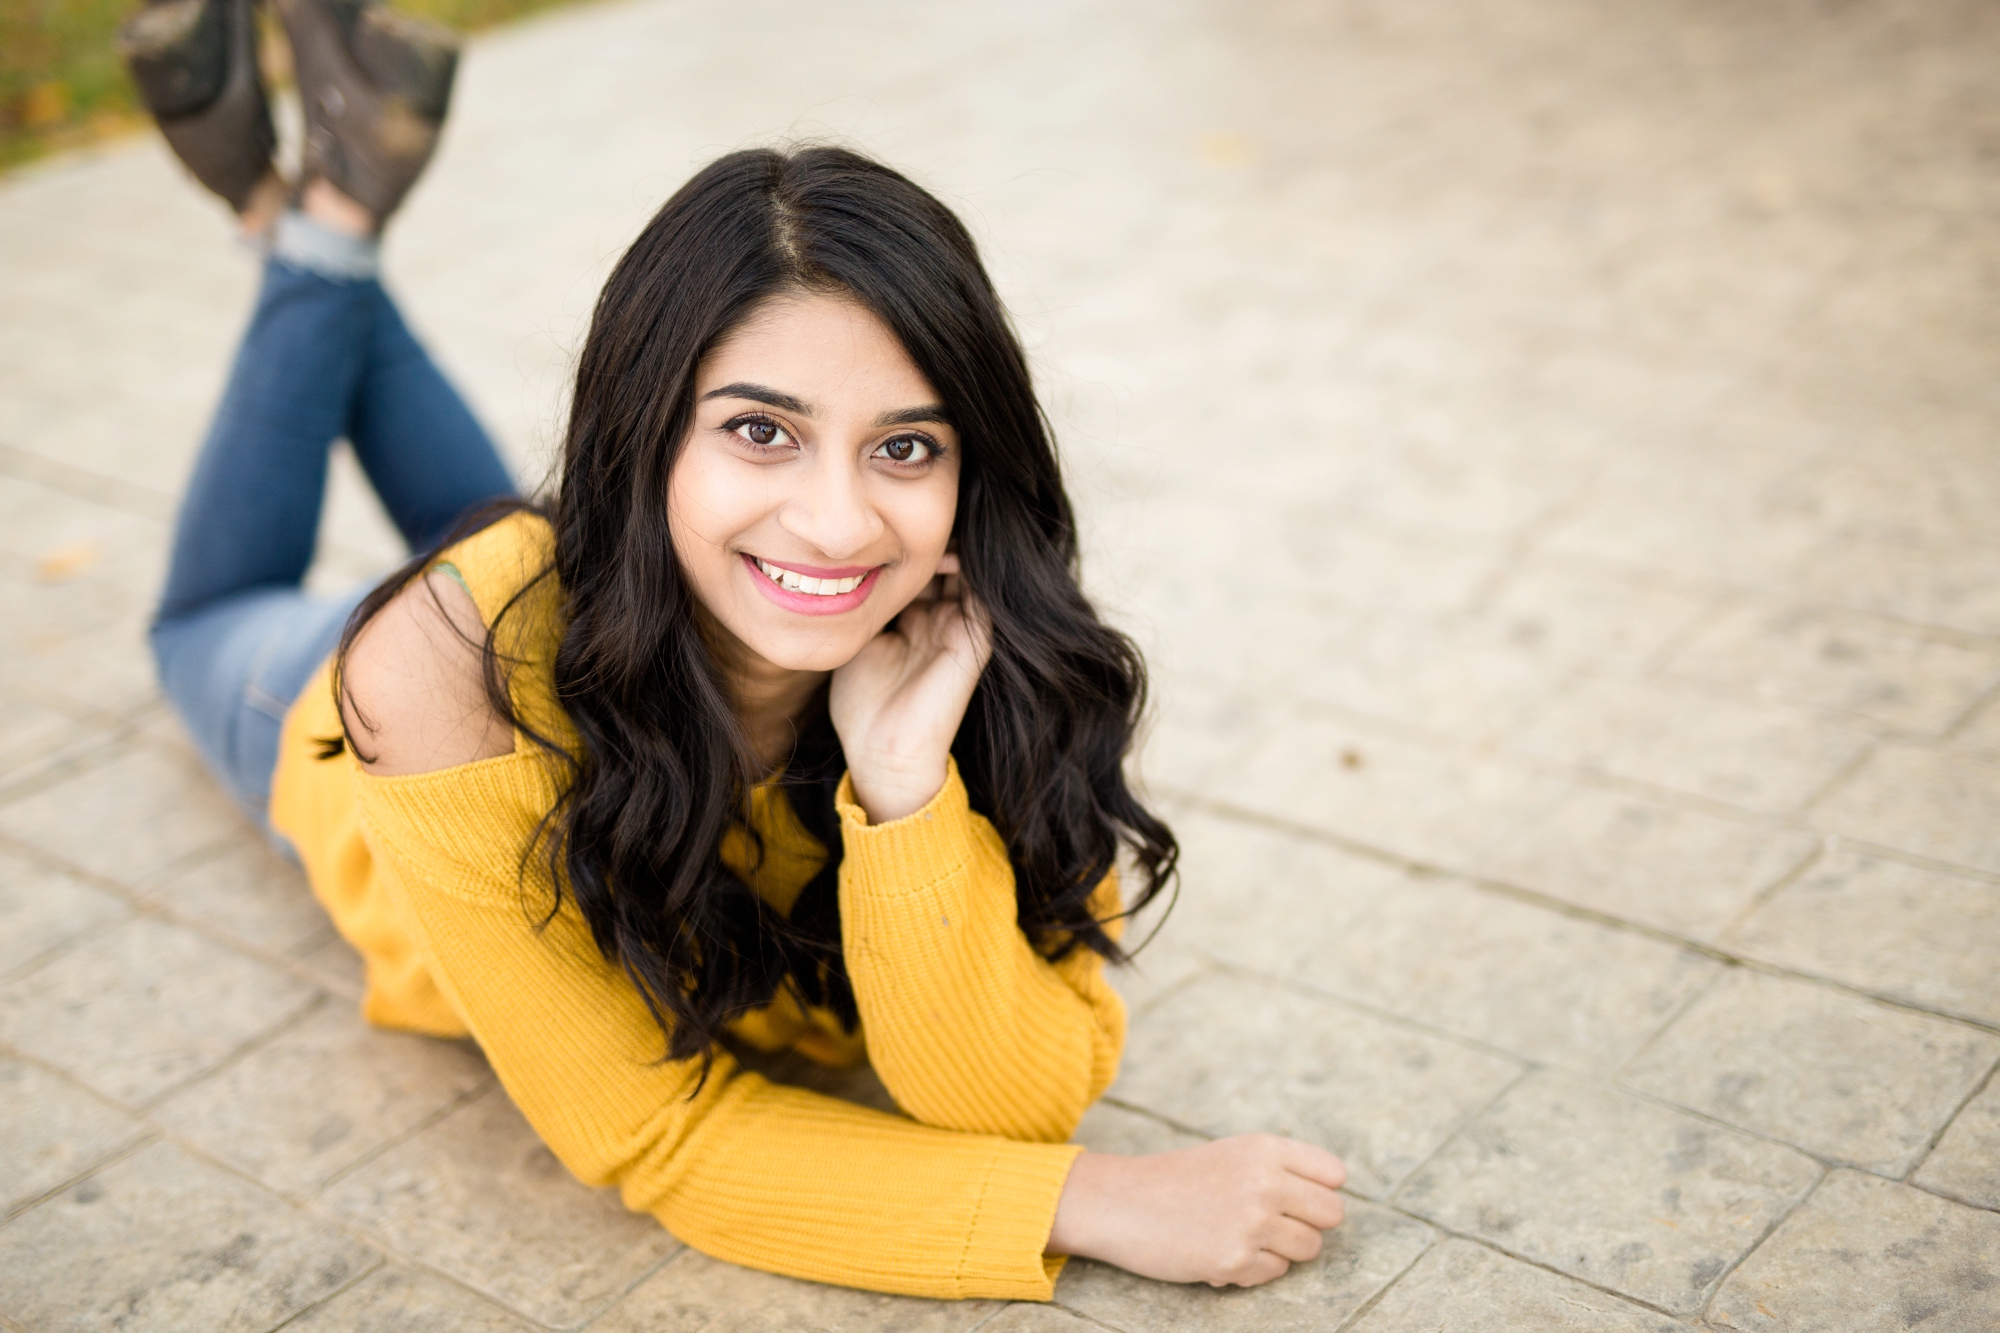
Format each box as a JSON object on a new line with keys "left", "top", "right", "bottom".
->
{"left": 698, "top": 292, "right": 937, "bottom": 407}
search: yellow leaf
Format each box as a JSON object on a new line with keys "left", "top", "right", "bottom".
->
{"left": 35, "top": 541, "right": 100, "bottom": 583}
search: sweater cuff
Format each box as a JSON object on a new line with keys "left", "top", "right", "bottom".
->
{"left": 835, "top": 755, "right": 967, "bottom": 830}
{"left": 960, "top": 1140, "right": 1084, "bottom": 1300}
{"left": 835, "top": 758, "right": 983, "bottom": 899}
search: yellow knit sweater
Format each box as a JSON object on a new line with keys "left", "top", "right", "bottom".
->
{"left": 269, "top": 512, "right": 1124, "bottom": 1301}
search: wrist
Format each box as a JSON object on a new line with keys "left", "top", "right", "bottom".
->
{"left": 846, "top": 756, "right": 948, "bottom": 824}
{"left": 1047, "top": 1151, "right": 1116, "bottom": 1260}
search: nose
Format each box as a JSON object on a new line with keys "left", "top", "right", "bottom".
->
{"left": 776, "top": 447, "right": 883, "bottom": 560}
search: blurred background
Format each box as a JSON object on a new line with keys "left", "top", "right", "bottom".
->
{"left": 1, "top": 1, "right": 1997, "bottom": 1329}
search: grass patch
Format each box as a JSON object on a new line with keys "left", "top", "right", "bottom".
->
{"left": 0, "top": 0, "right": 582, "bottom": 172}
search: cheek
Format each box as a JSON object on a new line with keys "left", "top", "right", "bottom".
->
{"left": 665, "top": 454, "right": 751, "bottom": 591}
{"left": 883, "top": 474, "right": 959, "bottom": 563}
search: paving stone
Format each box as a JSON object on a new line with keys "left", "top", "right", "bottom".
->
{"left": 296, "top": 926, "right": 368, "bottom": 1000}
{"left": 1480, "top": 785, "right": 1819, "bottom": 939}
{"left": 1812, "top": 743, "right": 2000, "bottom": 875}
{"left": 1345, "top": 1239, "right": 1684, "bottom": 1333}
{"left": 979, "top": 1306, "right": 1096, "bottom": 1332}
{"left": 1116, "top": 973, "right": 1522, "bottom": 1197}
{"left": 0, "top": 473, "right": 168, "bottom": 600}
{"left": 284, "top": 1265, "right": 538, "bottom": 1332}
{"left": 0, "top": 568, "right": 159, "bottom": 718}
{"left": 0, "top": 1056, "right": 147, "bottom": 1216}
{"left": 1261, "top": 611, "right": 1566, "bottom": 746}
{"left": 1134, "top": 679, "right": 1281, "bottom": 798}
{"left": 0, "top": 1139, "right": 377, "bottom": 1332}
{"left": 143, "top": 834, "right": 335, "bottom": 958}
{"left": 1911, "top": 1072, "right": 2000, "bottom": 1211}
{"left": 1394, "top": 1075, "right": 1820, "bottom": 1315}
{"left": 1622, "top": 969, "right": 2000, "bottom": 1175}
{"left": 1154, "top": 807, "right": 1403, "bottom": 978}
{"left": 0, "top": 845, "right": 127, "bottom": 981}
{"left": 1058, "top": 1194, "right": 1433, "bottom": 1333}
{"left": 1786, "top": 534, "right": 2000, "bottom": 640}
{"left": 323, "top": 1083, "right": 680, "bottom": 1327}
{"left": 1722, "top": 846, "right": 2000, "bottom": 1026}
{"left": 0, "top": 742, "right": 246, "bottom": 887}
{"left": 1952, "top": 692, "right": 2000, "bottom": 757}
{"left": 1666, "top": 602, "right": 2000, "bottom": 735}
{"left": 1709, "top": 1170, "right": 2000, "bottom": 1332}
{"left": 1467, "top": 555, "right": 1712, "bottom": 669}
{"left": 1508, "top": 674, "right": 1872, "bottom": 815}
{"left": 154, "top": 999, "right": 492, "bottom": 1196}
{"left": 1210, "top": 714, "right": 1571, "bottom": 875}
{"left": 0, "top": 687, "right": 114, "bottom": 784}
{"left": 592, "top": 1245, "right": 995, "bottom": 1332}
{"left": 1312, "top": 875, "right": 1718, "bottom": 1069}
{"left": 0, "top": 911, "right": 317, "bottom": 1106}
{"left": 1104, "top": 940, "right": 1209, "bottom": 1019}
{"left": 1072, "top": 1100, "right": 1203, "bottom": 1156}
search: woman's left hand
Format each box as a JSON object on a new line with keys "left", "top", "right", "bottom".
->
{"left": 830, "top": 555, "right": 993, "bottom": 824}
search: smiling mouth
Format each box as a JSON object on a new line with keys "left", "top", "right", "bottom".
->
{"left": 751, "top": 557, "right": 872, "bottom": 596}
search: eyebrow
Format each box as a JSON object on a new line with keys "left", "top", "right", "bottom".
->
{"left": 700, "top": 381, "right": 952, "bottom": 429}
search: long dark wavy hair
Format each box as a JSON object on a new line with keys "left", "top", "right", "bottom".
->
{"left": 337, "top": 145, "right": 1176, "bottom": 1064}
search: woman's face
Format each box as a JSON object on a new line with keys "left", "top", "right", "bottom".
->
{"left": 668, "top": 291, "right": 962, "bottom": 676}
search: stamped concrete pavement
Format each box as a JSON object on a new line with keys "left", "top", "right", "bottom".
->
{"left": 2, "top": 0, "right": 1998, "bottom": 1328}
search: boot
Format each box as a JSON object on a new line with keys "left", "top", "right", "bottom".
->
{"left": 276, "top": 0, "right": 460, "bottom": 226}
{"left": 118, "top": 0, "right": 276, "bottom": 212}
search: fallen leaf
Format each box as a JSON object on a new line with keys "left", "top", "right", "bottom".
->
{"left": 35, "top": 541, "right": 101, "bottom": 583}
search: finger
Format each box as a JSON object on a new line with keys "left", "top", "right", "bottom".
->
{"left": 1281, "top": 1141, "right": 1348, "bottom": 1192}
{"left": 956, "top": 587, "right": 994, "bottom": 665}
{"left": 1212, "top": 1251, "right": 1290, "bottom": 1288}
{"left": 1259, "top": 1215, "right": 1324, "bottom": 1265}
{"left": 1278, "top": 1177, "right": 1346, "bottom": 1231}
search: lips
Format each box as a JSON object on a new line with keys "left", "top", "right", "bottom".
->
{"left": 740, "top": 553, "right": 882, "bottom": 616}
{"left": 752, "top": 556, "right": 868, "bottom": 596}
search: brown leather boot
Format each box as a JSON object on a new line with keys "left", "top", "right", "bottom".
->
{"left": 276, "top": 0, "right": 460, "bottom": 226}
{"left": 117, "top": 0, "right": 276, "bottom": 212}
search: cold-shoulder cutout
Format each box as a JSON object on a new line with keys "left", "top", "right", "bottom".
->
{"left": 339, "top": 568, "right": 516, "bottom": 776}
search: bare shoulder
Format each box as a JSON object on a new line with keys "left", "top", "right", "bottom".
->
{"left": 340, "top": 570, "right": 516, "bottom": 776}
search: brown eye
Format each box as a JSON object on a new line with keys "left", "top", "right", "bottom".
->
{"left": 878, "top": 436, "right": 931, "bottom": 463}
{"left": 733, "top": 420, "right": 788, "bottom": 448}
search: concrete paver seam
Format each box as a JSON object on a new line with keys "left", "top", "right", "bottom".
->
{"left": 1205, "top": 957, "right": 1547, "bottom": 1074}
{"left": 1380, "top": 1063, "right": 1540, "bottom": 1204}
{"left": 131, "top": 989, "right": 340, "bottom": 1117}
{"left": 1160, "top": 784, "right": 2000, "bottom": 1032}
{"left": 563, "top": 1243, "right": 688, "bottom": 1332}
{"left": 1708, "top": 837, "right": 1832, "bottom": 945}
{"left": 1322, "top": 1226, "right": 1442, "bottom": 1333}
{"left": 1899, "top": 1056, "right": 2000, "bottom": 1194}
{"left": 305, "top": 1072, "right": 503, "bottom": 1199}
{"left": 1692, "top": 1167, "right": 1834, "bottom": 1327}
{"left": 0, "top": 1117, "right": 163, "bottom": 1230}
{"left": 0, "top": 826, "right": 377, "bottom": 1002}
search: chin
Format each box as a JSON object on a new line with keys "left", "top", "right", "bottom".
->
{"left": 742, "top": 624, "right": 875, "bottom": 674}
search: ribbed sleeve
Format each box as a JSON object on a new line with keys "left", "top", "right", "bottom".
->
{"left": 836, "top": 760, "right": 1127, "bottom": 1144}
{"left": 351, "top": 755, "right": 1081, "bottom": 1300}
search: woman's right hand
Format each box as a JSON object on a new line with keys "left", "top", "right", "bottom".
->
{"left": 1047, "top": 1134, "right": 1348, "bottom": 1287}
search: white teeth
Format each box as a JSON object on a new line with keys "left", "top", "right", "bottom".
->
{"left": 754, "top": 558, "right": 865, "bottom": 596}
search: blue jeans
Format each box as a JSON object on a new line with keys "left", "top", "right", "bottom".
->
{"left": 150, "top": 257, "right": 516, "bottom": 824}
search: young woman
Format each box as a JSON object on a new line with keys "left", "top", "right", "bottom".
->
{"left": 132, "top": 0, "right": 1347, "bottom": 1301}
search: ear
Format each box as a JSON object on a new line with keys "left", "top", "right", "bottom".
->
{"left": 936, "top": 552, "right": 962, "bottom": 575}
